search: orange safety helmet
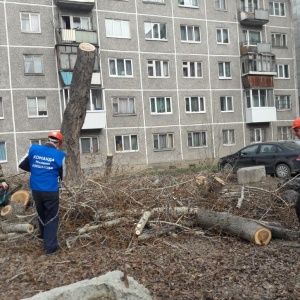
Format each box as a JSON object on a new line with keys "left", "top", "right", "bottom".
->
{"left": 291, "top": 118, "right": 300, "bottom": 130}
{"left": 48, "top": 131, "right": 63, "bottom": 147}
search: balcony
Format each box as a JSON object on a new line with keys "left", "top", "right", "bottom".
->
{"left": 56, "top": 0, "right": 95, "bottom": 10}
{"left": 239, "top": 9, "right": 269, "bottom": 26}
{"left": 60, "top": 72, "right": 101, "bottom": 86}
{"left": 245, "top": 107, "right": 277, "bottom": 123}
{"left": 56, "top": 29, "right": 98, "bottom": 45}
{"left": 240, "top": 42, "right": 272, "bottom": 55}
{"left": 82, "top": 110, "right": 106, "bottom": 130}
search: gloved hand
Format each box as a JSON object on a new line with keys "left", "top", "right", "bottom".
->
{"left": 1, "top": 182, "right": 8, "bottom": 190}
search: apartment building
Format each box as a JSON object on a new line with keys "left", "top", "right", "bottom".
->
{"left": 0, "top": 0, "right": 297, "bottom": 175}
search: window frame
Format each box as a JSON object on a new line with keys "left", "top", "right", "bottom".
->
{"left": 185, "top": 96, "right": 205, "bottom": 113}
{"left": 275, "top": 95, "right": 291, "bottom": 110}
{"left": 109, "top": 58, "right": 133, "bottom": 77}
{"left": 187, "top": 131, "right": 207, "bottom": 148}
{"left": 153, "top": 133, "right": 174, "bottom": 151}
{"left": 20, "top": 12, "right": 41, "bottom": 33}
{"left": 115, "top": 134, "right": 139, "bottom": 152}
{"left": 0, "top": 141, "right": 7, "bottom": 162}
{"left": 250, "top": 128, "right": 266, "bottom": 143}
{"left": 276, "top": 64, "right": 289, "bottom": 79}
{"left": 27, "top": 96, "right": 48, "bottom": 118}
{"left": 269, "top": 1, "right": 286, "bottom": 17}
{"left": 217, "top": 28, "right": 229, "bottom": 44}
{"left": 218, "top": 62, "right": 231, "bottom": 79}
{"left": 220, "top": 96, "right": 233, "bottom": 112}
{"left": 178, "top": 0, "right": 199, "bottom": 8}
{"left": 180, "top": 25, "right": 201, "bottom": 43}
{"left": 61, "top": 15, "right": 91, "bottom": 30}
{"left": 105, "top": 19, "right": 130, "bottom": 39}
{"left": 144, "top": 22, "right": 167, "bottom": 41}
{"left": 30, "top": 139, "right": 47, "bottom": 145}
{"left": 242, "top": 29, "right": 261, "bottom": 46}
{"left": 24, "top": 55, "right": 43, "bottom": 75}
{"left": 277, "top": 126, "right": 292, "bottom": 141}
{"left": 0, "top": 98, "right": 3, "bottom": 119}
{"left": 183, "top": 61, "right": 203, "bottom": 78}
{"left": 215, "top": 0, "right": 227, "bottom": 10}
{"left": 112, "top": 97, "right": 136, "bottom": 116}
{"left": 222, "top": 129, "right": 235, "bottom": 145}
{"left": 147, "top": 60, "right": 169, "bottom": 77}
{"left": 271, "top": 33, "right": 287, "bottom": 48}
{"left": 80, "top": 137, "right": 99, "bottom": 153}
{"left": 150, "top": 97, "right": 172, "bottom": 114}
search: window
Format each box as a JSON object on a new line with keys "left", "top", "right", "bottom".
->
{"left": 220, "top": 96, "right": 233, "bottom": 111}
{"left": 183, "top": 61, "right": 202, "bottom": 78}
{"left": 246, "top": 90, "right": 274, "bottom": 108}
{"left": 144, "top": 0, "right": 165, "bottom": 2}
{"left": 217, "top": 28, "right": 229, "bottom": 44}
{"left": 109, "top": 58, "right": 133, "bottom": 77}
{"left": 80, "top": 137, "right": 99, "bottom": 153}
{"left": 223, "top": 129, "right": 235, "bottom": 145}
{"left": 61, "top": 16, "right": 91, "bottom": 30}
{"left": 24, "top": 55, "right": 43, "bottom": 74}
{"left": 277, "top": 126, "right": 292, "bottom": 140}
{"left": 0, "top": 142, "right": 7, "bottom": 162}
{"left": 30, "top": 139, "right": 47, "bottom": 145}
{"left": 115, "top": 135, "right": 138, "bottom": 152}
{"left": 153, "top": 133, "right": 174, "bottom": 150}
{"left": 275, "top": 95, "right": 291, "bottom": 110}
{"left": 269, "top": 2, "right": 285, "bottom": 17}
{"left": 148, "top": 60, "right": 169, "bottom": 77}
{"left": 20, "top": 13, "right": 40, "bottom": 33}
{"left": 105, "top": 19, "right": 130, "bottom": 38}
{"left": 87, "top": 89, "right": 103, "bottom": 111}
{"left": 144, "top": 22, "right": 166, "bottom": 40}
{"left": 276, "top": 64, "right": 289, "bottom": 78}
{"left": 185, "top": 97, "right": 205, "bottom": 113}
{"left": 0, "top": 98, "right": 3, "bottom": 118}
{"left": 215, "top": 0, "right": 227, "bottom": 10}
{"left": 250, "top": 128, "right": 266, "bottom": 143}
{"left": 180, "top": 25, "right": 201, "bottom": 42}
{"left": 188, "top": 131, "right": 207, "bottom": 147}
{"left": 241, "top": 0, "right": 258, "bottom": 12}
{"left": 242, "top": 30, "right": 261, "bottom": 46}
{"left": 113, "top": 97, "right": 136, "bottom": 115}
{"left": 271, "top": 33, "right": 287, "bottom": 48}
{"left": 218, "top": 62, "right": 231, "bottom": 79}
{"left": 150, "top": 97, "right": 171, "bottom": 114}
{"left": 241, "top": 53, "right": 276, "bottom": 74}
{"left": 27, "top": 97, "right": 47, "bottom": 117}
{"left": 178, "top": 0, "right": 199, "bottom": 8}
{"left": 58, "top": 46, "right": 100, "bottom": 71}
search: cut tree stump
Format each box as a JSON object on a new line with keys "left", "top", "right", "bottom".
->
{"left": 10, "top": 190, "right": 30, "bottom": 206}
{"left": 196, "top": 175, "right": 225, "bottom": 193}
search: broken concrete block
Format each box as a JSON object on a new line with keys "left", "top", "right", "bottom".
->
{"left": 237, "top": 166, "right": 266, "bottom": 184}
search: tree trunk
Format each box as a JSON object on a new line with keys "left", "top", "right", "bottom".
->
{"left": 60, "top": 43, "right": 96, "bottom": 187}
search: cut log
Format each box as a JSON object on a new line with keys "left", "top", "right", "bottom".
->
{"left": 236, "top": 186, "right": 245, "bottom": 208}
{"left": 10, "top": 190, "right": 30, "bottom": 206}
{"left": 1, "top": 202, "right": 27, "bottom": 219}
{"left": 196, "top": 175, "right": 225, "bottom": 193}
{"left": 194, "top": 210, "right": 271, "bottom": 245}
{"left": 2, "top": 223, "right": 34, "bottom": 234}
{"left": 135, "top": 211, "right": 151, "bottom": 235}
{"left": 105, "top": 153, "right": 113, "bottom": 179}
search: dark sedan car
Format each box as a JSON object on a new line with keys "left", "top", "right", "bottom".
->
{"left": 218, "top": 141, "right": 300, "bottom": 178}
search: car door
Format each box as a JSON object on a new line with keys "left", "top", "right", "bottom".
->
{"left": 235, "top": 144, "right": 259, "bottom": 170}
{"left": 255, "top": 144, "right": 278, "bottom": 173}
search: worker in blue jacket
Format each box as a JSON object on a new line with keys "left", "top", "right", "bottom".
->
{"left": 19, "top": 131, "right": 66, "bottom": 255}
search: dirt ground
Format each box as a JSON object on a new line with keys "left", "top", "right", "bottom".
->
{"left": 1, "top": 170, "right": 300, "bottom": 300}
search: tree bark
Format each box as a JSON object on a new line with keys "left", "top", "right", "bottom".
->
{"left": 2, "top": 223, "right": 34, "bottom": 234}
{"left": 60, "top": 43, "right": 96, "bottom": 187}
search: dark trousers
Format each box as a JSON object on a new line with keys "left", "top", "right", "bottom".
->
{"left": 32, "top": 190, "right": 59, "bottom": 254}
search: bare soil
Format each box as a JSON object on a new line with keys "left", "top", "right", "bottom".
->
{"left": 1, "top": 170, "right": 300, "bottom": 300}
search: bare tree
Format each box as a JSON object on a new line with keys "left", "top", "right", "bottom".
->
{"left": 60, "top": 43, "right": 96, "bottom": 186}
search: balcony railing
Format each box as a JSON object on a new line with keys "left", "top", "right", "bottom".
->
{"left": 56, "top": 0, "right": 95, "bottom": 10}
{"left": 245, "top": 107, "right": 277, "bottom": 123}
{"left": 82, "top": 110, "right": 106, "bottom": 130}
{"left": 56, "top": 29, "right": 98, "bottom": 45}
{"left": 239, "top": 9, "right": 269, "bottom": 26}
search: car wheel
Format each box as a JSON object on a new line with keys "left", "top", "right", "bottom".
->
{"left": 275, "top": 164, "right": 291, "bottom": 178}
{"left": 221, "top": 163, "right": 233, "bottom": 173}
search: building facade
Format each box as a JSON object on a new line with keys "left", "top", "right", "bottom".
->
{"left": 0, "top": 0, "right": 297, "bottom": 175}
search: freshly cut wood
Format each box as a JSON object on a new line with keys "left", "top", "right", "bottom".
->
{"left": 1, "top": 205, "right": 12, "bottom": 217}
{"left": 236, "top": 186, "right": 245, "bottom": 208}
{"left": 10, "top": 190, "right": 30, "bottom": 206}
{"left": 1, "top": 202, "right": 27, "bottom": 218}
{"left": 2, "top": 223, "right": 34, "bottom": 234}
{"left": 194, "top": 210, "right": 271, "bottom": 245}
{"left": 135, "top": 211, "right": 151, "bottom": 235}
{"left": 78, "top": 217, "right": 128, "bottom": 234}
{"left": 196, "top": 175, "right": 225, "bottom": 193}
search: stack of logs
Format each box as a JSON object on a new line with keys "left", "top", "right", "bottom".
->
{"left": 0, "top": 190, "right": 34, "bottom": 240}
